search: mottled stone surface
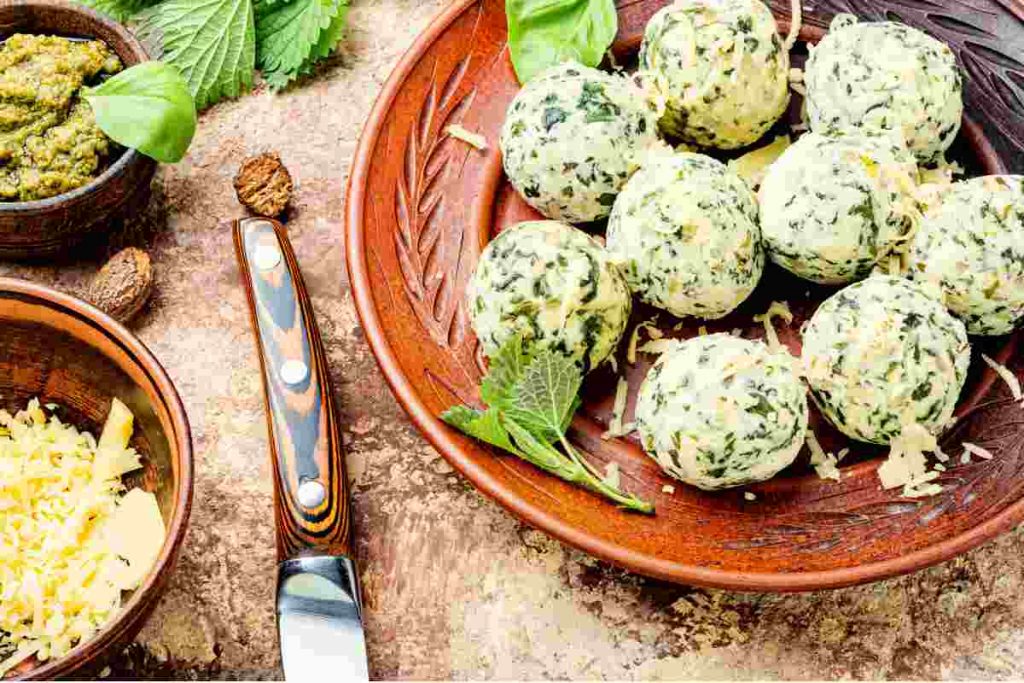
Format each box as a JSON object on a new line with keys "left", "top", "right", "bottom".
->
{"left": 3, "top": 0, "right": 1024, "bottom": 679}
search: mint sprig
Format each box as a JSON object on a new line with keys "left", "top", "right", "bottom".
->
{"left": 442, "top": 338, "right": 653, "bottom": 514}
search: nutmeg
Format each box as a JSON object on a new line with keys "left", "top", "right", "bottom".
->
{"left": 86, "top": 247, "right": 154, "bottom": 324}
{"left": 233, "top": 152, "right": 293, "bottom": 217}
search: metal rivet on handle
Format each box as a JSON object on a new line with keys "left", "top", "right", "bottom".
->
{"left": 280, "top": 359, "right": 308, "bottom": 385}
{"left": 253, "top": 243, "right": 282, "bottom": 271}
{"left": 297, "top": 479, "right": 326, "bottom": 508}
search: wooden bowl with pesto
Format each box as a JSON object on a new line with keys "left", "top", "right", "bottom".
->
{"left": 0, "top": 0, "right": 156, "bottom": 260}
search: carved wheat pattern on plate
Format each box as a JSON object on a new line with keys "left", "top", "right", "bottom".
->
{"left": 394, "top": 54, "right": 478, "bottom": 349}
{"left": 724, "top": 394, "right": 1024, "bottom": 553}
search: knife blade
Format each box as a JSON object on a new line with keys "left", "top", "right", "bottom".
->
{"left": 234, "top": 217, "right": 369, "bottom": 681}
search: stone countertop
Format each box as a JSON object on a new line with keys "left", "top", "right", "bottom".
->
{"left": 3, "top": 0, "right": 1024, "bottom": 678}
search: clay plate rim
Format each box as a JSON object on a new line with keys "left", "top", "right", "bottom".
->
{"left": 345, "top": 0, "right": 1024, "bottom": 591}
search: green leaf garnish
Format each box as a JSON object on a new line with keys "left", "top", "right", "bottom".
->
{"left": 441, "top": 337, "right": 653, "bottom": 514}
{"left": 255, "top": 0, "right": 349, "bottom": 89}
{"left": 506, "top": 352, "right": 582, "bottom": 443}
{"left": 440, "top": 405, "right": 522, "bottom": 457}
{"left": 134, "top": 0, "right": 257, "bottom": 109}
{"left": 77, "top": 0, "right": 160, "bottom": 21}
{"left": 83, "top": 61, "right": 197, "bottom": 163}
{"left": 505, "top": 0, "right": 618, "bottom": 84}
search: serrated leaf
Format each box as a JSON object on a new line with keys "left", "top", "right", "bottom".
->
{"left": 504, "top": 418, "right": 580, "bottom": 478}
{"left": 73, "top": 0, "right": 159, "bottom": 22}
{"left": 135, "top": 0, "right": 256, "bottom": 109}
{"left": 480, "top": 334, "right": 530, "bottom": 410}
{"left": 506, "top": 353, "right": 583, "bottom": 442}
{"left": 441, "top": 405, "right": 522, "bottom": 456}
{"left": 256, "top": 0, "right": 347, "bottom": 89}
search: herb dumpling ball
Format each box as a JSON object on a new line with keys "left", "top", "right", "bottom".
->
{"left": 910, "top": 176, "right": 1024, "bottom": 336}
{"left": 802, "top": 275, "right": 970, "bottom": 445}
{"left": 499, "top": 61, "right": 660, "bottom": 223}
{"left": 635, "top": 334, "right": 807, "bottom": 490}
{"left": 466, "top": 221, "right": 631, "bottom": 372}
{"left": 759, "top": 132, "right": 920, "bottom": 284}
{"left": 606, "top": 151, "right": 763, "bottom": 319}
{"left": 639, "top": 0, "right": 789, "bottom": 149}
{"left": 804, "top": 15, "right": 962, "bottom": 163}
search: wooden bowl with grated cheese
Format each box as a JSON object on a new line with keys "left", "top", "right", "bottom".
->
{"left": 0, "top": 278, "right": 192, "bottom": 679}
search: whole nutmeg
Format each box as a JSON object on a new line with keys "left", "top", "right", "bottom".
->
{"left": 86, "top": 247, "right": 154, "bottom": 324}
{"left": 233, "top": 152, "right": 293, "bottom": 217}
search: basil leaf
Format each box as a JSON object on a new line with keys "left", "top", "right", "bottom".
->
{"left": 506, "top": 0, "right": 617, "bottom": 84}
{"left": 84, "top": 61, "right": 197, "bottom": 163}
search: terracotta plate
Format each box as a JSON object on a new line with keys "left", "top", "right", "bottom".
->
{"left": 346, "top": 0, "right": 1024, "bottom": 590}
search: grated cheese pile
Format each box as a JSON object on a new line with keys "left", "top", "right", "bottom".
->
{"left": 0, "top": 399, "right": 165, "bottom": 675}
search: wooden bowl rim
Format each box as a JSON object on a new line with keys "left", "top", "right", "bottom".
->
{"left": 345, "top": 0, "right": 1024, "bottom": 591}
{"left": 0, "top": 0, "right": 151, "bottom": 214}
{"left": 0, "top": 277, "right": 194, "bottom": 678}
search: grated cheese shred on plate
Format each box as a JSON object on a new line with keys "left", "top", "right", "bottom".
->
{"left": 601, "top": 376, "right": 634, "bottom": 440}
{"left": 753, "top": 300, "right": 793, "bottom": 353}
{"left": 981, "top": 353, "right": 1023, "bottom": 404}
{"left": 806, "top": 430, "right": 841, "bottom": 481}
{"left": 627, "top": 318, "right": 661, "bottom": 364}
{"left": 961, "top": 442, "right": 994, "bottom": 461}
{"left": 0, "top": 399, "right": 165, "bottom": 675}
{"left": 727, "top": 134, "right": 791, "bottom": 189}
{"left": 784, "top": 0, "right": 803, "bottom": 51}
{"left": 602, "top": 462, "right": 621, "bottom": 489}
{"left": 877, "top": 422, "right": 944, "bottom": 498}
{"left": 446, "top": 124, "right": 488, "bottom": 150}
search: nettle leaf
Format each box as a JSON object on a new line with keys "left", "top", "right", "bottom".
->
{"left": 480, "top": 334, "right": 531, "bottom": 410}
{"left": 441, "top": 405, "right": 522, "bottom": 456}
{"left": 84, "top": 61, "right": 197, "bottom": 163}
{"left": 506, "top": 352, "right": 583, "bottom": 442}
{"left": 505, "top": 0, "right": 617, "bottom": 84}
{"left": 256, "top": 0, "right": 348, "bottom": 89}
{"left": 135, "top": 0, "right": 256, "bottom": 109}
{"left": 74, "top": 0, "right": 160, "bottom": 22}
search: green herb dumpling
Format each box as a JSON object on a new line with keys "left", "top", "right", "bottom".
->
{"left": 466, "top": 221, "right": 632, "bottom": 372}
{"left": 758, "top": 131, "right": 920, "bottom": 284}
{"left": 804, "top": 15, "right": 962, "bottom": 163}
{"left": 499, "top": 61, "right": 661, "bottom": 223}
{"left": 639, "top": 0, "right": 789, "bottom": 149}
{"left": 635, "top": 334, "right": 807, "bottom": 490}
{"left": 801, "top": 275, "right": 970, "bottom": 445}
{"left": 605, "top": 150, "right": 764, "bottom": 319}
{"left": 910, "top": 175, "right": 1024, "bottom": 336}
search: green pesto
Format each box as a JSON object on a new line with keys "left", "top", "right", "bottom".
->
{"left": 0, "top": 34, "right": 122, "bottom": 201}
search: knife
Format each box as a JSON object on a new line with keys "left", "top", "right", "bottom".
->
{"left": 234, "top": 216, "right": 369, "bottom": 681}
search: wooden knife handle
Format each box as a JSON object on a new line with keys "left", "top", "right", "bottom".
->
{"left": 234, "top": 217, "right": 352, "bottom": 561}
